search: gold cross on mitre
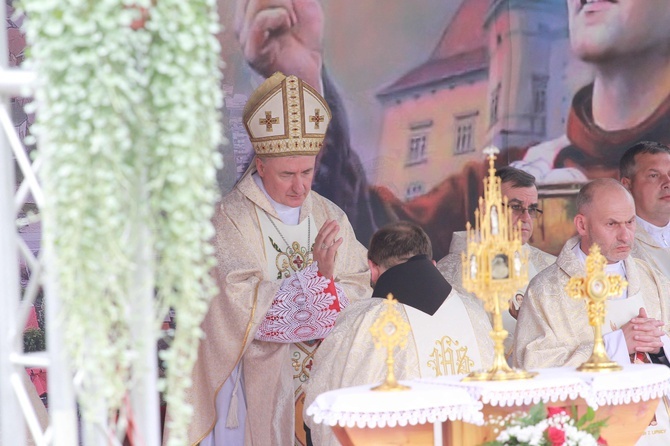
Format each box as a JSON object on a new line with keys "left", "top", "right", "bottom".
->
{"left": 309, "top": 108, "right": 324, "bottom": 129}
{"left": 565, "top": 244, "right": 628, "bottom": 372}
{"left": 259, "top": 110, "right": 279, "bottom": 131}
{"left": 369, "top": 294, "right": 410, "bottom": 391}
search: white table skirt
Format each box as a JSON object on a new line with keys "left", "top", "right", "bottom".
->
{"left": 306, "top": 380, "right": 484, "bottom": 428}
{"left": 421, "top": 363, "right": 670, "bottom": 409}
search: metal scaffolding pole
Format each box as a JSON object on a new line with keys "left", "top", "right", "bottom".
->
{"left": 129, "top": 209, "right": 161, "bottom": 446}
{"left": 0, "top": 3, "right": 79, "bottom": 444}
{"left": 0, "top": 68, "right": 27, "bottom": 446}
{"left": 0, "top": 3, "right": 32, "bottom": 444}
{"left": 43, "top": 219, "right": 79, "bottom": 446}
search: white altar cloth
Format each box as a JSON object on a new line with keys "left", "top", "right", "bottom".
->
{"left": 421, "top": 364, "right": 670, "bottom": 409}
{"left": 306, "top": 381, "right": 484, "bottom": 429}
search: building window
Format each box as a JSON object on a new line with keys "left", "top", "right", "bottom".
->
{"left": 405, "top": 181, "right": 425, "bottom": 200}
{"left": 531, "top": 74, "right": 548, "bottom": 135}
{"left": 406, "top": 120, "right": 432, "bottom": 166}
{"left": 454, "top": 112, "right": 477, "bottom": 155}
{"left": 407, "top": 134, "right": 427, "bottom": 165}
{"left": 490, "top": 83, "right": 501, "bottom": 126}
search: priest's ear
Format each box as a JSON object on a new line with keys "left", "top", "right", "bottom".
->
{"left": 368, "top": 260, "right": 382, "bottom": 286}
{"left": 255, "top": 156, "right": 265, "bottom": 176}
{"left": 574, "top": 213, "right": 588, "bottom": 238}
{"left": 620, "top": 176, "right": 632, "bottom": 191}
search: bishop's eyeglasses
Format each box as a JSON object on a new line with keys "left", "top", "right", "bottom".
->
{"left": 508, "top": 203, "right": 543, "bottom": 219}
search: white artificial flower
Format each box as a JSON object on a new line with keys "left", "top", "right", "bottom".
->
{"left": 19, "top": 0, "right": 224, "bottom": 443}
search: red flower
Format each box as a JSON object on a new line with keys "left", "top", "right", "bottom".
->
{"left": 597, "top": 436, "right": 608, "bottom": 445}
{"left": 547, "top": 426, "right": 566, "bottom": 445}
{"left": 547, "top": 406, "right": 568, "bottom": 417}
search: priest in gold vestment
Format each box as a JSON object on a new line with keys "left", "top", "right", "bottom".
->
{"left": 620, "top": 141, "right": 670, "bottom": 278}
{"left": 304, "top": 221, "right": 493, "bottom": 446}
{"left": 437, "top": 166, "right": 555, "bottom": 357}
{"left": 164, "top": 73, "right": 371, "bottom": 446}
{"left": 514, "top": 178, "right": 670, "bottom": 446}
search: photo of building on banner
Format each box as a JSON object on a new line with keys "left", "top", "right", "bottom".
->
{"left": 215, "top": 0, "right": 670, "bottom": 259}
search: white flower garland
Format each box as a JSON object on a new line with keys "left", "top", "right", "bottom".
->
{"left": 18, "top": 0, "right": 223, "bottom": 443}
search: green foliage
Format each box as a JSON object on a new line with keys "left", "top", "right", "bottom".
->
{"left": 527, "top": 401, "right": 547, "bottom": 425}
{"left": 23, "top": 328, "right": 45, "bottom": 352}
{"left": 576, "top": 407, "right": 608, "bottom": 438}
{"left": 483, "top": 401, "right": 608, "bottom": 446}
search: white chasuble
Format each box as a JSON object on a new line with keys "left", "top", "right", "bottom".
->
{"left": 503, "top": 257, "right": 540, "bottom": 358}
{"left": 256, "top": 209, "right": 321, "bottom": 446}
{"left": 404, "top": 294, "right": 483, "bottom": 377}
{"left": 604, "top": 294, "right": 670, "bottom": 445}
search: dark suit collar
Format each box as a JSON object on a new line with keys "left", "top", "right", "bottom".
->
{"left": 372, "top": 254, "right": 452, "bottom": 315}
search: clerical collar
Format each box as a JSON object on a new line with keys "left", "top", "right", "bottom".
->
{"left": 372, "top": 254, "right": 453, "bottom": 316}
{"left": 252, "top": 173, "right": 301, "bottom": 225}
{"left": 636, "top": 216, "right": 670, "bottom": 248}
{"left": 572, "top": 242, "right": 627, "bottom": 299}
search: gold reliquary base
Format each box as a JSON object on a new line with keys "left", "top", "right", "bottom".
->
{"left": 462, "top": 367, "right": 538, "bottom": 382}
{"left": 462, "top": 348, "right": 538, "bottom": 381}
{"left": 371, "top": 381, "right": 411, "bottom": 392}
{"left": 576, "top": 356, "right": 623, "bottom": 373}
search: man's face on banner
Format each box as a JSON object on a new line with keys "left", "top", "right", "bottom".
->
{"left": 567, "top": 0, "right": 670, "bottom": 62}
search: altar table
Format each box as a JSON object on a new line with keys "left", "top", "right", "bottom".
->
{"left": 306, "top": 381, "right": 483, "bottom": 446}
{"left": 307, "top": 364, "right": 670, "bottom": 446}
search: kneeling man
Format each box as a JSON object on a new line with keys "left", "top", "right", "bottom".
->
{"left": 305, "top": 221, "right": 493, "bottom": 446}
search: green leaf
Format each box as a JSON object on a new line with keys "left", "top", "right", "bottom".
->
{"left": 578, "top": 406, "right": 596, "bottom": 427}
{"left": 526, "top": 401, "right": 546, "bottom": 425}
{"left": 268, "top": 236, "right": 282, "bottom": 253}
{"left": 584, "top": 417, "right": 609, "bottom": 436}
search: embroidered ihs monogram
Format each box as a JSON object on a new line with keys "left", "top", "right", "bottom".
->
{"left": 427, "top": 335, "right": 474, "bottom": 376}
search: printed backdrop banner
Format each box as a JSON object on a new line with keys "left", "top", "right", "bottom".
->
{"left": 11, "top": 0, "right": 665, "bottom": 259}
{"left": 218, "top": 0, "right": 664, "bottom": 258}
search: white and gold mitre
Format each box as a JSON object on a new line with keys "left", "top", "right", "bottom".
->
{"left": 242, "top": 72, "right": 332, "bottom": 157}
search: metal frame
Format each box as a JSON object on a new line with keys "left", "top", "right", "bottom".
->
{"left": 0, "top": 2, "right": 78, "bottom": 441}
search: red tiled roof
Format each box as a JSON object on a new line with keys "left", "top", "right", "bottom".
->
{"left": 431, "top": 0, "right": 489, "bottom": 60}
{"left": 378, "top": 47, "right": 487, "bottom": 96}
{"left": 378, "top": 0, "right": 489, "bottom": 97}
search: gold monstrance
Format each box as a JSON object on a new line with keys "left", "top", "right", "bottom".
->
{"left": 461, "top": 146, "right": 536, "bottom": 381}
{"left": 369, "top": 294, "right": 411, "bottom": 391}
{"left": 565, "top": 244, "right": 627, "bottom": 372}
